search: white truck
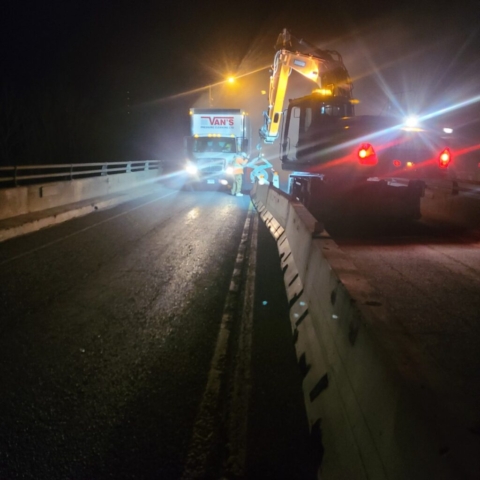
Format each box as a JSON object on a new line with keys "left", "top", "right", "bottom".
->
{"left": 184, "top": 108, "right": 251, "bottom": 187}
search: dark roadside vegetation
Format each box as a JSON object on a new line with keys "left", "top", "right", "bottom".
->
{"left": 0, "top": 81, "right": 193, "bottom": 170}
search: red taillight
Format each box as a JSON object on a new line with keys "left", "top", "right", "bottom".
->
{"left": 438, "top": 148, "right": 452, "bottom": 168}
{"left": 392, "top": 160, "right": 401, "bottom": 167}
{"left": 357, "top": 143, "right": 377, "bottom": 165}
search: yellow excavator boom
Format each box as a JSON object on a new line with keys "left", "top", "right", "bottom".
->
{"left": 259, "top": 29, "right": 352, "bottom": 144}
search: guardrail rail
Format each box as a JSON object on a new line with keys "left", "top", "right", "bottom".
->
{"left": 0, "top": 161, "right": 161, "bottom": 188}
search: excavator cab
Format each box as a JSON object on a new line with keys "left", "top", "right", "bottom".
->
{"left": 281, "top": 93, "right": 354, "bottom": 165}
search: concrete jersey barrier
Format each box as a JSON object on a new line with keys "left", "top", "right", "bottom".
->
{"left": 0, "top": 169, "right": 162, "bottom": 221}
{"left": 250, "top": 181, "right": 478, "bottom": 479}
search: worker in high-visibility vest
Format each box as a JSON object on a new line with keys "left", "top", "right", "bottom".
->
{"left": 272, "top": 170, "right": 280, "bottom": 188}
{"left": 231, "top": 153, "right": 248, "bottom": 197}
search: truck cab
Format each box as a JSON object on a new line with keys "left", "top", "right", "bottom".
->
{"left": 184, "top": 108, "right": 251, "bottom": 188}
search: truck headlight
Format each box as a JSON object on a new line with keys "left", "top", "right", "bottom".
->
{"left": 226, "top": 166, "right": 233, "bottom": 175}
{"left": 186, "top": 163, "right": 198, "bottom": 175}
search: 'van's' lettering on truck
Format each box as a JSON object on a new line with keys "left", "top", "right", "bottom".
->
{"left": 200, "top": 116, "right": 235, "bottom": 127}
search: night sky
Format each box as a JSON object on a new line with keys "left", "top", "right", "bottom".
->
{"left": 1, "top": 0, "right": 479, "bottom": 163}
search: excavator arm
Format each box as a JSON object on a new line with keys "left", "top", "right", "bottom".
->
{"left": 259, "top": 29, "right": 353, "bottom": 144}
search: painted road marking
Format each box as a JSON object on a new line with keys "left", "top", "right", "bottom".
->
{"left": 181, "top": 203, "right": 257, "bottom": 480}
{"left": 223, "top": 211, "right": 258, "bottom": 477}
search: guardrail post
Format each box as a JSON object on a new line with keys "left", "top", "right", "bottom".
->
{"left": 70, "top": 164, "right": 73, "bottom": 181}
{"left": 101, "top": 164, "right": 107, "bottom": 176}
{"left": 127, "top": 162, "right": 132, "bottom": 173}
{"left": 14, "top": 166, "right": 18, "bottom": 187}
{"left": 144, "top": 161, "right": 149, "bottom": 171}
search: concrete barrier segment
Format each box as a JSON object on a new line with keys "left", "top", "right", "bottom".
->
{"left": 308, "top": 240, "right": 467, "bottom": 479}
{"left": 250, "top": 181, "right": 473, "bottom": 479}
{"left": 0, "top": 203, "right": 100, "bottom": 243}
{"left": 0, "top": 182, "right": 170, "bottom": 243}
{"left": 264, "top": 213, "right": 282, "bottom": 239}
{"left": 295, "top": 310, "right": 369, "bottom": 479}
{"left": 265, "top": 187, "right": 290, "bottom": 228}
{"left": 284, "top": 201, "right": 320, "bottom": 289}
{"left": 290, "top": 295, "right": 309, "bottom": 330}
{"left": 251, "top": 184, "right": 380, "bottom": 476}
{"left": 0, "top": 169, "right": 162, "bottom": 221}
{"left": 250, "top": 180, "right": 257, "bottom": 197}
{"left": 251, "top": 181, "right": 269, "bottom": 208}
{"left": 278, "top": 237, "right": 292, "bottom": 280}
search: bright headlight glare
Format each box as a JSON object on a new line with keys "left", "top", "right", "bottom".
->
{"left": 186, "top": 164, "right": 198, "bottom": 175}
{"left": 405, "top": 115, "right": 419, "bottom": 128}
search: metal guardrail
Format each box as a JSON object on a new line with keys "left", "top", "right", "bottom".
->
{"left": 0, "top": 161, "right": 162, "bottom": 187}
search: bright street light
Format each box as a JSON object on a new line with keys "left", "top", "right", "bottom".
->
{"left": 203, "top": 65, "right": 269, "bottom": 107}
{"left": 208, "top": 76, "right": 236, "bottom": 107}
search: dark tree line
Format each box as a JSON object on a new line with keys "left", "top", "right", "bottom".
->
{"left": 0, "top": 81, "right": 180, "bottom": 168}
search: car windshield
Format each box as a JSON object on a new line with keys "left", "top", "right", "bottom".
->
{"left": 193, "top": 138, "right": 236, "bottom": 153}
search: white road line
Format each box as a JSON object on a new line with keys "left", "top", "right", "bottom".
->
{"left": 0, "top": 190, "right": 177, "bottom": 267}
{"left": 224, "top": 211, "right": 258, "bottom": 477}
{"left": 181, "top": 204, "right": 254, "bottom": 480}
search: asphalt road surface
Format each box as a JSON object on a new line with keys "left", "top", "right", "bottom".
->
{"left": 3, "top": 180, "right": 478, "bottom": 479}
{"left": 0, "top": 185, "right": 316, "bottom": 480}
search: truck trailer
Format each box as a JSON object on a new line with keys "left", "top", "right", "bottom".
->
{"left": 184, "top": 108, "right": 251, "bottom": 188}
